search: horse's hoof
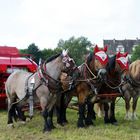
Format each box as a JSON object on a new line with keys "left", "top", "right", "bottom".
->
{"left": 124, "top": 116, "right": 131, "bottom": 120}
{"left": 131, "top": 114, "right": 138, "bottom": 120}
{"left": 85, "top": 119, "right": 94, "bottom": 126}
{"left": 63, "top": 122, "right": 68, "bottom": 126}
{"left": 57, "top": 122, "right": 65, "bottom": 127}
{"left": 43, "top": 130, "right": 51, "bottom": 134}
{"left": 77, "top": 122, "right": 85, "bottom": 128}
{"left": 19, "top": 121, "right": 26, "bottom": 125}
{"left": 111, "top": 122, "right": 118, "bottom": 126}
{"left": 132, "top": 117, "right": 138, "bottom": 121}
{"left": 43, "top": 128, "right": 51, "bottom": 133}
{"left": 26, "top": 117, "right": 31, "bottom": 122}
{"left": 63, "top": 120, "right": 68, "bottom": 124}
{"left": 77, "top": 125, "right": 85, "bottom": 128}
{"left": 104, "top": 119, "right": 110, "bottom": 124}
{"left": 7, "top": 123, "right": 14, "bottom": 128}
{"left": 51, "top": 125, "right": 56, "bottom": 129}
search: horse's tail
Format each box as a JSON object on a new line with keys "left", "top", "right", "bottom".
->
{"left": 5, "top": 81, "right": 11, "bottom": 110}
{"left": 5, "top": 81, "right": 20, "bottom": 122}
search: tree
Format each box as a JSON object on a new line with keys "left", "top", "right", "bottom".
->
{"left": 27, "top": 43, "right": 43, "bottom": 64}
{"left": 20, "top": 49, "right": 28, "bottom": 54}
{"left": 57, "top": 36, "right": 92, "bottom": 65}
{"left": 131, "top": 45, "right": 140, "bottom": 62}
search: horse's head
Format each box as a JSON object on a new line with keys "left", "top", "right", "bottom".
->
{"left": 91, "top": 45, "right": 108, "bottom": 81}
{"left": 61, "top": 49, "right": 77, "bottom": 75}
{"left": 115, "top": 51, "right": 129, "bottom": 82}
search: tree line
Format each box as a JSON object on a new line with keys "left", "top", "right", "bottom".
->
{"left": 19, "top": 36, "right": 140, "bottom": 65}
{"left": 20, "top": 36, "right": 92, "bottom": 65}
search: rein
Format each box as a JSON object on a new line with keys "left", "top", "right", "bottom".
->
{"left": 38, "top": 63, "right": 60, "bottom": 83}
{"left": 105, "top": 80, "right": 125, "bottom": 90}
{"left": 82, "top": 63, "right": 97, "bottom": 79}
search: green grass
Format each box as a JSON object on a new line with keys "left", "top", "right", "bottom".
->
{"left": 0, "top": 99, "right": 140, "bottom": 140}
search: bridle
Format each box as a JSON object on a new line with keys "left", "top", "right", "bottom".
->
{"left": 104, "top": 57, "right": 129, "bottom": 90}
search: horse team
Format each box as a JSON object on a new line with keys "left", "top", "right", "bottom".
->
{"left": 5, "top": 46, "right": 140, "bottom": 132}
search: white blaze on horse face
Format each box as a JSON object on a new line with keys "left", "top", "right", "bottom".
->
{"left": 117, "top": 57, "right": 128, "bottom": 66}
{"left": 95, "top": 51, "right": 107, "bottom": 61}
{"left": 62, "top": 57, "right": 71, "bottom": 68}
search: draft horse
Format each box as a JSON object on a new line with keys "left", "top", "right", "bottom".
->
{"left": 96, "top": 52, "right": 129, "bottom": 124}
{"left": 57, "top": 45, "right": 109, "bottom": 127}
{"left": 5, "top": 50, "right": 77, "bottom": 132}
{"left": 122, "top": 59, "right": 140, "bottom": 120}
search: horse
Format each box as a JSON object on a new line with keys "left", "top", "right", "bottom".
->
{"left": 5, "top": 50, "right": 77, "bottom": 132}
{"left": 95, "top": 52, "right": 129, "bottom": 124}
{"left": 57, "top": 45, "right": 109, "bottom": 127}
{"left": 122, "top": 59, "right": 140, "bottom": 120}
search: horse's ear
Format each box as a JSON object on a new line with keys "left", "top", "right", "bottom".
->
{"left": 104, "top": 45, "right": 108, "bottom": 52}
{"left": 116, "top": 51, "right": 121, "bottom": 57}
{"left": 94, "top": 45, "right": 99, "bottom": 53}
{"left": 124, "top": 52, "right": 128, "bottom": 57}
{"left": 62, "top": 49, "right": 68, "bottom": 57}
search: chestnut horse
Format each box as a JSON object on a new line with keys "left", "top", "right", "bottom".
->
{"left": 122, "top": 59, "right": 140, "bottom": 120}
{"left": 5, "top": 50, "right": 77, "bottom": 132}
{"left": 57, "top": 45, "right": 109, "bottom": 127}
{"left": 95, "top": 52, "right": 129, "bottom": 124}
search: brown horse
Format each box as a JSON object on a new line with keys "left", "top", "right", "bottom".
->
{"left": 57, "top": 45, "right": 109, "bottom": 127}
{"left": 95, "top": 52, "right": 129, "bottom": 124}
{"left": 122, "top": 59, "right": 140, "bottom": 120}
{"left": 5, "top": 50, "right": 77, "bottom": 132}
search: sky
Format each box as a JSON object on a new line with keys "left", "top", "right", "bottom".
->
{"left": 0, "top": 0, "right": 140, "bottom": 50}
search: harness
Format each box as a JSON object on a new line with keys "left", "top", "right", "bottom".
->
{"left": 128, "top": 75, "right": 140, "bottom": 87}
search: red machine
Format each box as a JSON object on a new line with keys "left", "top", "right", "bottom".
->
{"left": 0, "top": 46, "right": 37, "bottom": 109}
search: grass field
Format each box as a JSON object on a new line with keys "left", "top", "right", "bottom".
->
{"left": 0, "top": 99, "right": 140, "bottom": 140}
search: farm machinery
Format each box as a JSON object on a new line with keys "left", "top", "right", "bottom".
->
{"left": 0, "top": 46, "right": 37, "bottom": 109}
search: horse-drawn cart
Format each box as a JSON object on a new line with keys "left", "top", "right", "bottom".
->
{"left": 0, "top": 46, "right": 37, "bottom": 109}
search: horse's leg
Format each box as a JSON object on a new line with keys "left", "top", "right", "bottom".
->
{"left": 47, "top": 108, "right": 56, "bottom": 129}
{"left": 85, "top": 102, "right": 95, "bottom": 126}
{"left": 62, "top": 93, "right": 73, "bottom": 124}
{"left": 7, "top": 97, "right": 17, "bottom": 127}
{"left": 124, "top": 96, "right": 131, "bottom": 120}
{"left": 56, "top": 92, "right": 72, "bottom": 125}
{"left": 7, "top": 105, "right": 14, "bottom": 127}
{"left": 56, "top": 92, "right": 66, "bottom": 125}
{"left": 104, "top": 103, "right": 110, "bottom": 124}
{"left": 91, "top": 103, "right": 96, "bottom": 120}
{"left": 42, "top": 108, "right": 51, "bottom": 132}
{"left": 132, "top": 95, "right": 139, "bottom": 120}
{"left": 77, "top": 103, "right": 86, "bottom": 127}
{"left": 96, "top": 103, "right": 104, "bottom": 118}
{"left": 15, "top": 104, "right": 26, "bottom": 123}
{"left": 110, "top": 99, "right": 117, "bottom": 125}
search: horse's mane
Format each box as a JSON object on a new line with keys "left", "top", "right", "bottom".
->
{"left": 107, "top": 55, "right": 116, "bottom": 73}
{"left": 86, "top": 52, "right": 94, "bottom": 66}
{"left": 46, "top": 53, "right": 61, "bottom": 63}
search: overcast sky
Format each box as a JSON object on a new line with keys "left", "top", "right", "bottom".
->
{"left": 0, "top": 0, "right": 139, "bottom": 50}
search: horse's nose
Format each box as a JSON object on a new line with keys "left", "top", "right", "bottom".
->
{"left": 97, "top": 69, "right": 107, "bottom": 81}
